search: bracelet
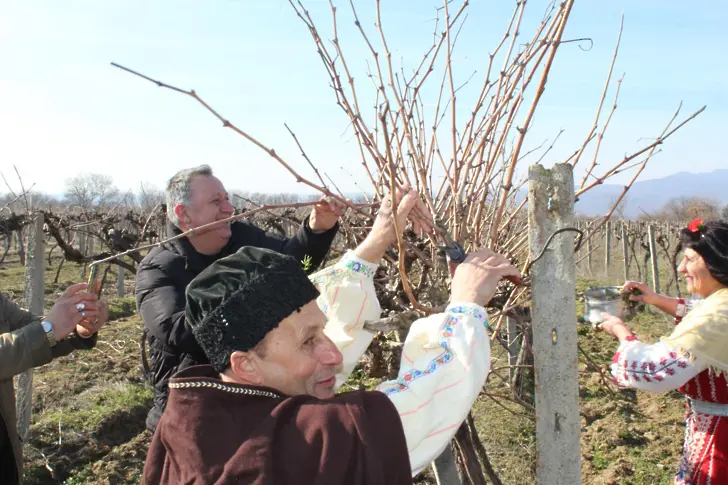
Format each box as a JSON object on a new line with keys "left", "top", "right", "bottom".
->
{"left": 674, "top": 298, "right": 687, "bottom": 325}
{"left": 675, "top": 298, "right": 687, "bottom": 318}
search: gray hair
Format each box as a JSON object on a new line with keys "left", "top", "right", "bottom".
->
{"left": 166, "top": 165, "right": 214, "bottom": 226}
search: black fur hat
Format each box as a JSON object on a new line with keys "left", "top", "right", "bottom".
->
{"left": 185, "top": 247, "right": 320, "bottom": 372}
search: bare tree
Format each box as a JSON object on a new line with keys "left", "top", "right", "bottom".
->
{"left": 660, "top": 196, "right": 721, "bottom": 221}
{"left": 27, "top": 191, "right": 63, "bottom": 210}
{"left": 239, "top": 192, "right": 306, "bottom": 206}
{"left": 607, "top": 194, "right": 630, "bottom": 220}
{"left": 137, "top": 181, "right": 165, "bottom": 212}
{"left": 721, "top": 204, "right": 728, "bottom": 222}
{"left": 64, "top": 173, "right": 121, "bottom": 212}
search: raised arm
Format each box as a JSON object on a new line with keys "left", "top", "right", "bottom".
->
{"left": 599, "top": 309, "right": 708, "bottom": 393}
{"left": 308, "top": 185, "right": 520, "bottom": 474}
{"left": 311, "top": 251, "right": 381, "bottom": 388}
{"left": 312, "top": 249, "right": 518, "bottom": 475}
{"left": 609, "top": 337, "right": 704, "bottom": 392}
{"left": 376, "top": 301, "right": 490, "bottom": 474}
{"left": 308, "top": 185, "right": 430, "bottom": 386}
{"left": 377, "top": 251, "right": 518, "bottom": 475}
{"left": 622, "top": 281, "right": 701, "bottom": 322}
{"left": 312, "top": 261, "right": 497, "bottom": 473}
{"left": 311, "top": 260, "right": 499, "bottom": 473}
{"left": 232, "top": 197, "right": 341, "bottom": 274}
{"left": 1, "top": 284, "right": 106, "bottom": 380}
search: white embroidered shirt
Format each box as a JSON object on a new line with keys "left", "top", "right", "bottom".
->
{"left": 310, "top": 251, "right": 491, "bottom": 476}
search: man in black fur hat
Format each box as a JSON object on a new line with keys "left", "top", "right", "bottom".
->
{"left": 141, "top": 186, "right": 520, "bottom": 485}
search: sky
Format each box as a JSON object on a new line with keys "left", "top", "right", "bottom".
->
{"left": 0, "top": 0, "right": 725, "bottom": 199}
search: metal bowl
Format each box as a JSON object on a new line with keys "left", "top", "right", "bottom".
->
{"left": 583, "top": 286, "right": 624, "bottom": 325}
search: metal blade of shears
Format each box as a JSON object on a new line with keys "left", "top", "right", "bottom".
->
{"left": 433, "top": 226, "right": 522, "bottom": 286}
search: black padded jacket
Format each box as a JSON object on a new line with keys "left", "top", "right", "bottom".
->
{"left": 135, "top": 218, "right": 337, "bottom": 431}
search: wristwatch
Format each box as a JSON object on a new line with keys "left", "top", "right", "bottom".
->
{"left": 41, "top": 320, "right": 57, "bottom": 348}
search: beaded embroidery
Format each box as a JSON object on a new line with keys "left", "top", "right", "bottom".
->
{"left": 447, "top": 305, "right": 487, "bottom": 326}
{"left": 311, "top": 254, "right": 377, "bottom": 289}
{"left": 380, "top": 315, "right": 461, "bottom": 396}
{"left": 168, "top": 379, "right": 282, "bottom": 399}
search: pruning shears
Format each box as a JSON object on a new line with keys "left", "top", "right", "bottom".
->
{"left": 434, "top": 227, "right": 523, "bottom": 286}
{"left": 436, "top": 231, "right": 467, "bottom": 274}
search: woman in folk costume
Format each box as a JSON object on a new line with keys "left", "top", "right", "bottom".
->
{"left": 141, "top": 186, "right": 520, "bottom": 485}
{"left": 600, "top": 219, "right": 728, "bottom": 484}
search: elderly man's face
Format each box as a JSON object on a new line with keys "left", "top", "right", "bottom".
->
{"left": 176, "top": 175, "right": 235, "bottom": 251}
{"left": 238, "top": 301, "right": 344, "bottom": 399}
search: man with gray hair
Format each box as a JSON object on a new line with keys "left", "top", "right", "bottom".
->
{"left": 135, "top": 165, "right": 341, "bottom": 431}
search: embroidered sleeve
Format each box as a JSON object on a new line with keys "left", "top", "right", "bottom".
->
{"left": 309, "top": 251, "right": 381, "bottom": 388}
{"left": 609, "top": 337, "right": 704, "bottom": 392}
{"left": 375, "top": 303, "right": 490, "bottom": 476}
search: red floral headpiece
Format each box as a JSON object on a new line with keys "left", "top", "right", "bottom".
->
{"left": 687, "top": 219, "right": 705, "bottom": 233}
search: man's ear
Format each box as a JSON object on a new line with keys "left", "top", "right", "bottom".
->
{"left": 229, "top": 351, "right": 263, "bottom": 386}
{"left": 174, "top": 204, "right": 190, "bottom": 227}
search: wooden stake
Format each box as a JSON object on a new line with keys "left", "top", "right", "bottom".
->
{"left": 117, "top": 258, "right": 126, "bottom": 297}
{"left": 648, "top": 224, "right": 661, "bottom": 294}
{"left": 621, "top": 222, "right": 629, "bottom": 282}
{"left": 17, "top": 215, "right": 44, "bottom": 441}
{"left": 508, "top": 316, "right": 520, "bottom": 382}
{"left": 586, "top": 235, "right": 593, "bottom": 275}
{"left": 604, "top": 221, "right": 612, "bottom": 279}
{"left": 432, "top": 447, "right": 462, "bottom": 485}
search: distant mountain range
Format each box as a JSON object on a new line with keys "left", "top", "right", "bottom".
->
{"left": 574, "top": 169, "right": 728, "bottom": 218}
{"left": 20, "top": 169, "right": 726, "bottom": 220}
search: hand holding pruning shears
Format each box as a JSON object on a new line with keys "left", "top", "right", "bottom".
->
{"left": 433, "top": 226, "right": 523, "bottom": 286}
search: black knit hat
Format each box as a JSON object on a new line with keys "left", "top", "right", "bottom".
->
{"left": 185, "top": 247, "right": 320, "bottom": 372}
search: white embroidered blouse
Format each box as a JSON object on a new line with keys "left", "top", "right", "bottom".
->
{"left": 610, "top": 337, "right": 703, "bottom": 393}
{"left": 610, "top": 298, "right": 706, "bottom": 393}
{"left": 310, "top": 251, "right": 491, "bottom": 476}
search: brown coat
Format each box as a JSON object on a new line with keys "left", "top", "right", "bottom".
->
{"left": 0, "top": 293, "right": 97, "bottom": 484}
{"left": 142, "top": 365, "right": 414, "bottom": 485}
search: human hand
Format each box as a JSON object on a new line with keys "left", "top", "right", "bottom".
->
{"left": 371, "top": 184, "right": 432, "bottom": 243}
{"left": 450, "top": 250, "right": 521, "bottom": 307}
{"left": 622, "top": 281, "right": 655, "bottom": 305}
{"left": 353, "top": 185, "right": 432, "bottom": 264}
{"left": 596, "top": 312, "right": 633, "bottom": 341}
{"left": 75, "top": 298, "right": 109, "bottom": 338}
{"left": 309, "top": 196, "right": 346, "bottom": 233}
{"left": 45, "top": 283, "right": 102, "bottom": 340}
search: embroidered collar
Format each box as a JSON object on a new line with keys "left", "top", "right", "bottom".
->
{"left": 168, "top": 378, "right": 283, "bottom": 399}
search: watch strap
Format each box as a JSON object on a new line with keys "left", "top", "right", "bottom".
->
{"left": 41, "top": 320, "right": 57, "bottom": 347}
